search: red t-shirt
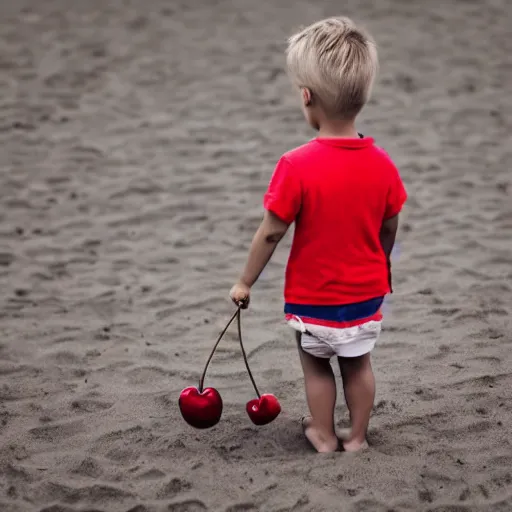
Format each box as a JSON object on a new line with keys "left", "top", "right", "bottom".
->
{"left": 263, "top": 137, "right": 407, "bottom": 305}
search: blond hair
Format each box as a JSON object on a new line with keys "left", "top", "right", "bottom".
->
{"left": 286, "top": 17, "right": 378, "bottom": 119}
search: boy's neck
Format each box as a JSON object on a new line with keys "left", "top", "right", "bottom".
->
{"left": 316, "top": 118, "right": 359, "bottom": 139}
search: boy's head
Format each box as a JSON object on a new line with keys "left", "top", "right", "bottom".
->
{"left": 286, "top": 17, "right": 378, "bottom": 127}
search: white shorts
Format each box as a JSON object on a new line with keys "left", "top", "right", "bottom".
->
{"left": 287, "top": 315, "right": 382, "bottom": 358}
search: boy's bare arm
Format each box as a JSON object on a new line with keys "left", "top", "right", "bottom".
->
{"left": 379, "top": 214, "right": 399, "bottom": 258}
{"left": 230, "top": 211, "right": 289, "bottom": 307}
{"left": 240, "top": 210, "right": 289, "bottom": 286}
{"left": 379, "top": 214, "right": 399, "bottom": 292}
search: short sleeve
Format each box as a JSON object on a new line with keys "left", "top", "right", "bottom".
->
{"left": 263, "top": 156, "right": 301, "bottom": 224}
{"left": 384, "top": 165, "right": 407, "bottom": 219}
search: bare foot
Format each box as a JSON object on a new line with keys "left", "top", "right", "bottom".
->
{"left": 335, "top": 425, "right": 369, "bottom": 451}
{"left": 301, "top": 416, "right": 339, "bottom": 453}
{"left": 336, "top": 427, "right": 369, "bottom": 451}
{"left": 342, "top": 437, "right": 369, "bottom": 452}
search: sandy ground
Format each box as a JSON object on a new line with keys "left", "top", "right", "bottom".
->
{"left": 1, "top": 0, "right": 512, "bottom": 510}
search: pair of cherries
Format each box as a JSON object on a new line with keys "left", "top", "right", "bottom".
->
{"left": 179, "top": 307, "right": 281, "bottom": 429}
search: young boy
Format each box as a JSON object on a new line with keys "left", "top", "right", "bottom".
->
{"left": 230, "top": 17, "right": 407, "bottom": 453}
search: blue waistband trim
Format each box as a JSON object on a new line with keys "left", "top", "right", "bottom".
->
{"left": 284, "top": 297, "right": 384, "bottom": 322}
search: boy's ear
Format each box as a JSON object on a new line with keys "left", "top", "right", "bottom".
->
{"left": 301, "top": 87, "right": 312, "bottom": 106}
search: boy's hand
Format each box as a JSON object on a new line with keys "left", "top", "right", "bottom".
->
{"left": 230, "top": 282, "right": 251, "bottom": 309}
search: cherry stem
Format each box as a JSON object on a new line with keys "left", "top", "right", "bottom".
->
{"left": 237, "top": 309, "right": 261, "bottom": 399}
{"left": 198, "top": 308, "right": 239, "bottom": 393}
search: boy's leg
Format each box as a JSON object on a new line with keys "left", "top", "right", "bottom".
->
{"left": 296, "top": 332, "right": 338, "bottom": 453}
{"left": 337, "top": 352, "right": 375, "bottom": 451}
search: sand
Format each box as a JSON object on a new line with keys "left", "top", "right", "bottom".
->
{"left": 1, "top": 0, "right": 511, "bottom": 510}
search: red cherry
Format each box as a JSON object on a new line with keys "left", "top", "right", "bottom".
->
{"left": 179, "top": 386, "right": 223, "bottom": 429}
{"left": 246, "top": 394, "right": 281, "bottom": 426}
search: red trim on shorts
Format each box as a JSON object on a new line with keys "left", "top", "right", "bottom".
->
{"left": 285, "top": 310, "right": 383, "bottom": 329}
